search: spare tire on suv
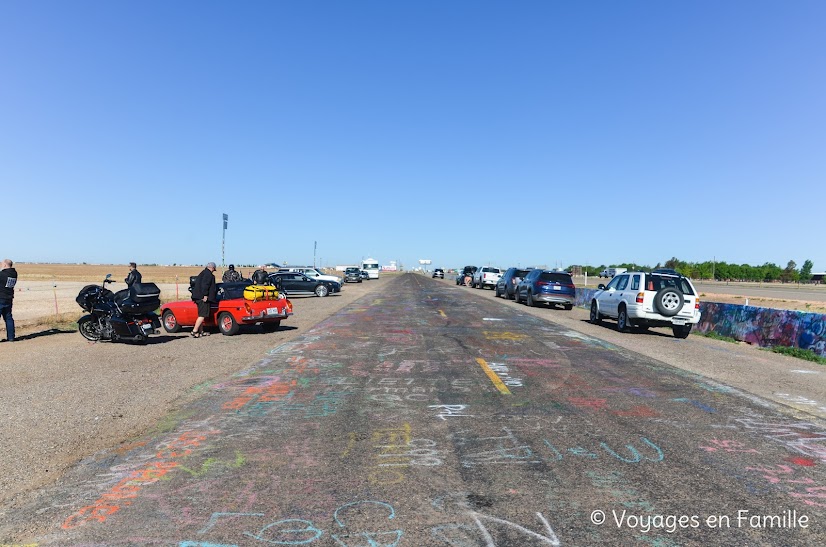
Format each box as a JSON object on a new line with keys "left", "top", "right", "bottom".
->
{"left": 653, "top": 287, "right": 684, "bottom": 317}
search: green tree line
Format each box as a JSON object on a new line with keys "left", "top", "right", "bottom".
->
{"left": 571, "top": 258, "right": 816, "bottom": 282}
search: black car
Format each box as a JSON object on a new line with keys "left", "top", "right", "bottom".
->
{"left": 268, "top": 272, "right": 341, "bottom": 297}
{"left": 344, "top": 267, "right": 363, "bottom": 283}
{"left": 456, "top": 265, "right": 477, "bottom": 286}
{"left": 495, "top": 267, "right": 533, "bottom": 299}
{"left": 432, "top": 268, "right": 444, "bottom": 279}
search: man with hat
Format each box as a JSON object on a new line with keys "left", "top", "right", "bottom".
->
{"left": 222, "top": 264, "right": 242, "bottom": 283}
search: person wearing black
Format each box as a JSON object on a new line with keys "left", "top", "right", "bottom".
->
{"left": 0, "top": 259, "right": 18, "bottom": 343}
{"left": 125, "top": 262, "right": 142, "bottom": 287}
{"left": 191, "top": 262, "right": 217, "bottom": 338}
{"left": 251, "top": 264, "right": 269, "bottom": 285}
{"left": 222, "top": 264, "right": 242, "bottom": 283}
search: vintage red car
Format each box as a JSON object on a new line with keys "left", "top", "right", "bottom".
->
{"left": 160, "top": 282, "right": 293, "bottom": 336}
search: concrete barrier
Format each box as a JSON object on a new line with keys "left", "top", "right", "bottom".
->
{"left": 575, "top": 288, "right": 826, "bottom": 357}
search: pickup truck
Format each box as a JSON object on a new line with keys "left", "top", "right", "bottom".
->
{"left": 473, "top": 267, "right": 502, "bottom": 289}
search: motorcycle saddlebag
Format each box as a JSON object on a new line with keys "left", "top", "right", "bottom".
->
{"left": 244, "top": 284, "right": 279, "bottom": 301}
{"left": 121, "top": 283, "right": 161, "bottom": 314}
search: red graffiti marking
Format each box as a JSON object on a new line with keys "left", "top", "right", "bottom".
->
{"left": 62, "top": 429, "right": 218, "bottom": 530}
{"left": 787, "top": 456, "right": 817, "bottom": 467}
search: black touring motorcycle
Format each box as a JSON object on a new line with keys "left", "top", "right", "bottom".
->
{"left": 76, "top": 274, "right": 162, "bottom": 343}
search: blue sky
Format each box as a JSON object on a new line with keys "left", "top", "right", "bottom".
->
{"left": 2, "top": 1, "right": 824, "bottom": 271}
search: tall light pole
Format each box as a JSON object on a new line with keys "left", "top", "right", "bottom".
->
{"left": 222, "top": 213, "right": 228, "bottom": 269}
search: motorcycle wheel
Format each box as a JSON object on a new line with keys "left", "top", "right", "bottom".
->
{"left": 78, "top": 316, "right": 103, "bottom": 341}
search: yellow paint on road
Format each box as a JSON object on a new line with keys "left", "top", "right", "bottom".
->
{"left": 476, "top": 357, "right": 512, "bottom": 395}
{"left": 438, "top": 309, "right": 447, "bottom": 318}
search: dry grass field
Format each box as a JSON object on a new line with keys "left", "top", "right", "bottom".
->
{"left": 18, "top": 262, "right": 258, "bottom": 284}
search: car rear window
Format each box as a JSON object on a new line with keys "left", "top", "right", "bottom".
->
{"left": 539, "top": 272, "right": 573, "bottom": 284}
{"left": 647, "top": 274, "right": 695, "bottom": 295}
{"left": 482, "top": 267, "right": 500, "bottom": 273}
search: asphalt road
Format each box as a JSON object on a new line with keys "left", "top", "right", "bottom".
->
{"left": 3, "top": 274, "right": 826, "bottom": 545}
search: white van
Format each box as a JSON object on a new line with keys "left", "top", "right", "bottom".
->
{"left": 599, "top": 267, "right": 627, "bottom": 278}
{"left": 362, "top": 258, "right": 379, "bottom": 279}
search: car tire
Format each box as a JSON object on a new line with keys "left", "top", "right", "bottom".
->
{"left": 262, "top": 321, "right": 281, "bottom": 333}
{"left": 617, "top": 306, "right": 629, "bottom": 333}
{"left": 162, "top": 310, "right": 182, "bottom": 333}
{"left": 514, "top": 289, "right": 521, "bottom": 304}
{"left": 527, "top": 292, "right": 536, "bottom": 307}
{"left": 315, "top": 284, "right": 329, "bottom": 297}
{"left": 589, "top": 301, "right": 602, "bottom": 324}
{"left": 654, "top": 287, "right": 684, "bottom": 317}
{"left": 673, "top": 325, "right": 692, "bottom": 339}
{"left": 564, "top": 304, "right": 573, "bottom": 311}
{"left": 218, "top": 312, "right": 240, "bottom": 335}
{"left": 494, "top": 286, "right": 501, "bottom": 297}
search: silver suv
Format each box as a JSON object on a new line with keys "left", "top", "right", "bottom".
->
{"left": 589, "top": 271, "right": 701, "bottom": 338}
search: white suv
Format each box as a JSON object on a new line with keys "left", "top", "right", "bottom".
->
{"left": 589, "top": 270, "right": 701, "bottom": 338}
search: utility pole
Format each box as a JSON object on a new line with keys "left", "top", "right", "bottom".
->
{"left": 222, "top": 213, "right": 228, "bottom": 269}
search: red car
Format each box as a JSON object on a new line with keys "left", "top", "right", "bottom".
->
{"left": 160, "top": 282, "right": 293, "bottom": 335}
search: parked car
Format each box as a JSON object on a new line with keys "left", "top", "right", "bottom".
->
{"left": 344, "top": 267, "right": 363, "bottom": 283}
{"left": 279, "top": 266, "right": 344, "bottom": 285}
{"left": 456, "top": 266, "right": 477, "bottom": 286}
{"left": 472, "top": 267, "right": 502, "bottom": 289}
{"left": 432, "top": 268, "right": 445, "bottom": 279}
{"left": 495, "top": 267, "right": 532, "bottom": 299}
{"left": 514, "top": 270, "right": 575, "bottom": 310}
{"left": 269, "top": 272, "right": 341, "bottom": 297}
{"left": 160, "top": 281, "right": 292, "bottom": 336}
{"left": 589, "top": 271, "right": 701, "bottom": 338}
{"left": 360, "top": 270, "right": 370, "bottom": 280}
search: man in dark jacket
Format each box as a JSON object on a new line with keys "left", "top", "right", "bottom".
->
{"left": 125, "top": 262, "right": 142, "bottom": 287}
{"left": 251, "top": 265, "right": 269, "bottom": 285}
{"left": 0, "top": 259, "right": 18, "bottom": 342}
{"left": 191, "top": 262, "right": 217, "bottom": 337}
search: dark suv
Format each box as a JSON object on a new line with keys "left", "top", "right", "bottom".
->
{"left": 496, "top": 267, "right": 533, "bottom": 300}
{"left": 515, "top": 270, "right": 575, "bottom": 309}
{"left": 344, "top": 267, "right": 363, "bottom": 283}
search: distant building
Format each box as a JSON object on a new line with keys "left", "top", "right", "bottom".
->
{"left": 811, "top": 273, "right": 825, "bottom": 284}
{"left": 381, "top": 261, "right": 398, "bottom": 272}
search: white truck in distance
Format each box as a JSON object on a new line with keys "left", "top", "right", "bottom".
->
{"left": 599, "top": 267, "right": 627, "bottom": 278}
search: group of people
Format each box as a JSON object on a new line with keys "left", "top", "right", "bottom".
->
{"left": 0, "top": 261, "right": 275, "bottom": 343}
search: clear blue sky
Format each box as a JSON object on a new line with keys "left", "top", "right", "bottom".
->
{"left": 2, "top": 1, "right": 824, "bottom": 271}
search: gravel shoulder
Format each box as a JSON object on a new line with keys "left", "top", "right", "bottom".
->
{"left": 2, "top": 273, "right": 824, "bottom": 517}
{"left": 0, "top": 276, "right": 393, "bottom": 510}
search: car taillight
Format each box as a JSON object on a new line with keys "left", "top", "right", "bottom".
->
{"left": 695, "top": 298, "right": 700, "bottom": 309}
{"left": 244, "top": 302, "right": 253, "bottom": 314}
{"left": 636, "top": 292, "right": 644, "bottom": 303}
{"left": 536, "top": 281, "right": 549, "bottom": 286}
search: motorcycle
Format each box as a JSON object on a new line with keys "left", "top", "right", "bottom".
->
{"left": 76, "top": 274, "right": 162, "bottom": 343}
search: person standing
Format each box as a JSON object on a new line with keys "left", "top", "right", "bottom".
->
{"left": 251, "top": 264, "right": 269, "bottom": 285}
{"left": 125, "top": 262, "right": 142, "bottom": 287}
{"left": 0, "top": 259, "right": 18, "bottom": 343}
{"left": 222, "top": 264, "right": 242, "bottom": 283}
{"left": 191, "top": 262, "right": 217, "bottom": 338}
